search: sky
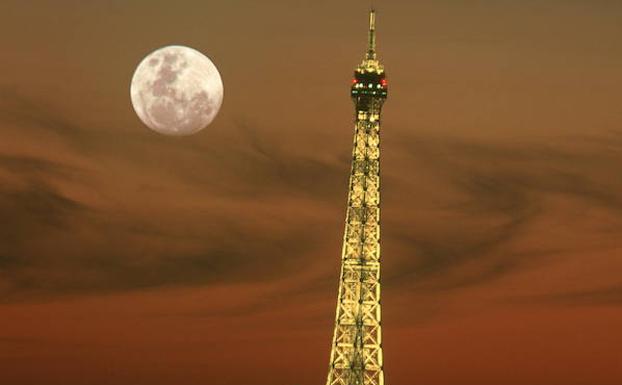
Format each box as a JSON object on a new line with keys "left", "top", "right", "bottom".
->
{"left": 1, "top": 0, "right": 621, "bottom": 384}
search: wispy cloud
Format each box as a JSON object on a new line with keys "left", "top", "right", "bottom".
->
{"left": 382, "top": 133, "right": 622, "bottom": 295}
{"left": 1, "top": 89, "right": 621, "bottom": 309}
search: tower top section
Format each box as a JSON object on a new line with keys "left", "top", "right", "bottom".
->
{"left": 357, "top": 9, "right": 384, "bottom": 75}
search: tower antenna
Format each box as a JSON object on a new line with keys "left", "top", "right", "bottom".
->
{"left": 367, "top": 8, "right": 377, "bottom": 60}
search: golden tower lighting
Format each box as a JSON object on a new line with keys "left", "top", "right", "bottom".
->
{"left": 325, "top": 9, "right": 388, "bottom": 385}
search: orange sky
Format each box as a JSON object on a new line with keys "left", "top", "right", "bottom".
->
{"left": 1, "top": 1, "right": 621, "bottom": 384}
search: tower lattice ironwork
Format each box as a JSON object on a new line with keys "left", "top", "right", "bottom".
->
{"left": 326, "top": 9, "right": 388, "bottom": 385}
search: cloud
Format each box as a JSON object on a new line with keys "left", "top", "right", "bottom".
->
{"left": 0, "top": 90, "right": 340, "bottom": 302}
{"left": 382, "top": 133, "right": 622, "bottom": 295}
{"left": 0, "top": 199, "right": 327, "bottom": 302}
{"left": 509, "top": 284, "right": 622, "bottom": 306}
{"left": 1, "top": 88, "right": 621, "bottom": 309}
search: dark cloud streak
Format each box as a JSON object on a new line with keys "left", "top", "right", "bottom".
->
{"left": 382, "top": 133, "right": 622, "bottom": 295}
{"left": 1, "top": 90, "right": 622, "bottom": 310}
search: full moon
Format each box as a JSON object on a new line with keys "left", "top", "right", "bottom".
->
{"left": 130, "top": 45, "right": 224, "bottom": 136}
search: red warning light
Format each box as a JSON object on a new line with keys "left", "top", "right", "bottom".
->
{"left": 381, "top": 79, "right": 388, "bottom": 87}
{"left": 352, "top": 79, "right": 358, "bottom": 84}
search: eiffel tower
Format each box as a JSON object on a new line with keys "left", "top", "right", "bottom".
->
{"left": 325, "top": 9, "right": 388, "bottom": 385}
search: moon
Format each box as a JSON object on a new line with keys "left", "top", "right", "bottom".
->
{"left": 130, "top": 45, "right": 224, "bottom": 136}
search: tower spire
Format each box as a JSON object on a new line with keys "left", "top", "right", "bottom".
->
{"left": 358, "top": 8, "right": 384, "bottom": 74}
{"left": 367, "top": 9, "right": 377, "bottom": 60}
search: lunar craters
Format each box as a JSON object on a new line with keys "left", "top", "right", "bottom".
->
{"left": 130, "top": 45, "right": 224, "bottom": 136}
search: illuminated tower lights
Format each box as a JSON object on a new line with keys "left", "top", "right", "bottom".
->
{"left": 325, "top": 9, "right": 388, "bottom": 385}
